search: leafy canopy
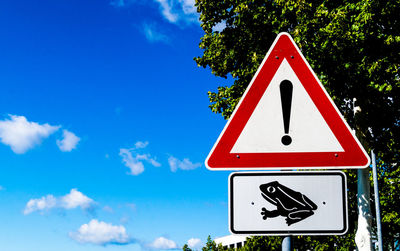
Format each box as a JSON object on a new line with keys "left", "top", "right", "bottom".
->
{"left": 194, "top": 0, "right": 400, "bottom": 249}
{"left": 195, "top": 0, "right": 400, "bottom": 165}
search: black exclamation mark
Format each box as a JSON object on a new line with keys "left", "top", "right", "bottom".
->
{"left": 280, "top": 80, "right": 293, "bottom": 146}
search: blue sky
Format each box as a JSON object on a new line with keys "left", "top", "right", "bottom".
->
{"left": 0, "top": 0, "right": 232, "bottom": 250}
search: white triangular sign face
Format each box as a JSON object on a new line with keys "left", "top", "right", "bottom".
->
{"left": 231, "top": 59, "right": 343, "bottom": 153}
{"left": 206, "top": 32, "right": 370, "bottom": 170}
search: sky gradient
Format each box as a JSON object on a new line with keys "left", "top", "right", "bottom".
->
{"left": 0, "top": 0, "right": 233, "bottom": 250}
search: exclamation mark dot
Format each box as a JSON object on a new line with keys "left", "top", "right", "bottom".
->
{"left": 280, "top": 80, "right": 293, "bottom": 146}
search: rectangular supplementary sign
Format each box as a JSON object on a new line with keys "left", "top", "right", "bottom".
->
{"left": 229, "top": 171, "right": 348, "bottom": 235}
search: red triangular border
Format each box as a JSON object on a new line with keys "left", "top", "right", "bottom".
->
{"left": 206, "top": 33, "right": 370, "bottom": 170}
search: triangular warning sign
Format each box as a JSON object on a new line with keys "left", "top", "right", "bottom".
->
{"left": 206, "top": 32, "right": 370, "bottom": 170}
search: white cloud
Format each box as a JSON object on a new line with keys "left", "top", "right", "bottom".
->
{"left": 179, "top": 0, "right": 196, "bottom": 15}
{"left": 148, "top": 237, "right": 177, "bottom": 250}
{"left": 119, "top": 142, "right": 161, "bottom": 175}
{"left": 142, "top": 23, "right": 170, "bottom": 43}
{"left": 0, "top": 115, "right": 60, "bottom": 154}
{"left": 57, "top": 129, "right": 80, "bottom": 152}
{"left": 111, "top": 0, "right": 199, "bottom": 26}
{"left": 168, "top": 156, "right": 201, "bottom": 172}
{"left": 135, "top": 141, "right": 149, "bottom": 149}
{"left": 0, "top": 185, "right": 4, "bottom": 191}
{"left": 61, "top": 189, "right": 93, "bottom": 210}
{"left": 70, "top": 219, "right": 131, "bottom": 245}
{"left": 119, "top": 148, "right": 145, "bottom": 175}
{"left": 136, "top": 153, "right": 162, "bottom": 167}
{"left": 153, "top": 0, "right": 199, "bottom": 24}
{"left": 23, "top": 189, "right": 95, "bottom": 215}
{"left": 187, "top": 238, "right": 202, "bottom": 249}
{"left": 23, "top": 195, "right": 57, "bottom": 215}
{"left": 154, "top": 0, "right": 178, "bottom": 23}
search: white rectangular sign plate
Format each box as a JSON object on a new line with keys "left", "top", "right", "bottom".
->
{"left": 229, "top": 171, "right": 348, "bottom": 235}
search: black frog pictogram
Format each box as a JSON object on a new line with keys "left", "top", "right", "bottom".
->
{"left": 260, "top": 181, "right": 318, "bottom": 226}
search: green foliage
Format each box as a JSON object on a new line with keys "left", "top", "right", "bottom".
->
{"left": 240, "top": 236, "right": 281, "bottom": 251}
{"left": 195, "top": 0, "right": 400, "bottom": 249}
{"left": 182, "top": 244, "right": 193, "bottom": 251}
{"left": 293, "top": 234, "right": 357, "bottom": 250}
{"left": 237, "top": 235, "right": 355, "bottom": 250}
{"left": 195, "top": 0, "right": 400, "bottom": 166}
{"left": 202, "top": 236, "right": 225, "bottom": 251}
{"left": 372, "top": 159, "right": 400, "bottom": 250}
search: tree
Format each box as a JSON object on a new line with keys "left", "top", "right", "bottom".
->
{"left": 202, "top": 236, "right": 225, "bottom": 251}
{"left": 240, "top": 236, "right": 281, "bottom": 251}
{"left": 182, "top": 244, "right": 193, "bottom": 251}
{"left": 195, "top": 0, "right": 399, "bottom": 164}
{"left": 195, "top": 0, "right": 400, "bottom": 248}
{"left": 200, "top": 236, "right": 281, "bottom": 251}
{"left": 373, "top": 159, "right": 400, "bottom": 250}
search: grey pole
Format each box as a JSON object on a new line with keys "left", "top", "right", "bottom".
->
{"left": 353, "top": 98, "right": 373, "bottom": 250}
{"left": 371, "top": 150, "right": 383, "bottom": 251}
{"left": 282, "top": 236, "right": 292, "bottom": 251}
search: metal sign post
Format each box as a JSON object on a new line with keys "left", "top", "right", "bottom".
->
{"left": 282, "top": 236, "right": 292, "bottom": 251}
{"left": 371, "top": 150, "right": 383, "bottom": 251}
